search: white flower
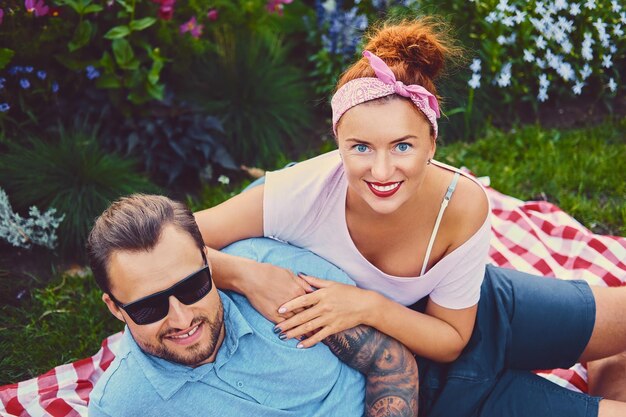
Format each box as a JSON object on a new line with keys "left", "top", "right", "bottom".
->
{"left": 561, "top": 40, "right": 572, "bottom": 54}
{"left": 621, "top": 12, "right": 626, "bottom": 25}
{"left": 535, "top": 1, "right": 546, "bottom": 15}
{"left": 486, "top": 11, "right": 499, "bottom": 23}
{"left": 585, "top": 0, "right": 596, "bottom": 10}
{"left": 497, "top": 0, "right": 509, "bottom": 12}
{"left": 602, "top": 55, "right": 613, "bottom": 68}
{"left": 557, "top": 62, "right": 574, "bottom": 81}
{"left": 497, "top": 35, "right": 508, "bottom": 45}
{"left": 569, "top": 3, "right": 581, "bottom": 15}
{"left": 612, "top": 1, "right": 621, "bottom": 13}
{"left": 608, "top": 78, "right": 617, "bottom": 92}
{"left": 502, "top": 16, "right": 515, "bottom": 27}
{"left": 610, "top": 44, "right": 617, "bottom": 54}
{"left": 538, "top": 88, "right": 549, "bottom": 102}
{"left": 580, "top": 64, "right": 592, "bottom": 80}
{"left": 536, "top": 36, "right": 547, "bottom": 49}
{"left": 572, "top": 81, "right": 585, "bottom": 95}
{"left": 539, "top": 73, "right": 550, "bottom": 88}
{"left": 615, "top": 25, "right": 624, "bottom": 37}
{"left": 557, "top": 16, "right": 574, "bottom": 33}
{"left": 322, "top": 0, "right": 337, "bottom": 13}
{"left": 470, "top": 58, "right": 482, "bottom": 73}
{"left": 218, "top": 175, "right": 230, "bottom": 185}
{"left": 536, "top": 58, "right": 546, "bottom": 69}
{"left": 496, "top": 63, "right": 512, "bottom": 87}
{"left": 523, "top": 49, "right": 535, "bottom": 62}
{"left": 514, "top": 10, "right": 526, "bottom": 24}
{"left": 554, "top": 0, "right": 568, "bottom": 10}
{"left": 468, "top": 73, "right": 481, "bottom": 89}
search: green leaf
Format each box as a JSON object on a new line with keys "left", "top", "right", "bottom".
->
{"left": 54, "top": 54, "right": 86, "bottom": 71}
{"left": 145, "top": 81, "right": 164, "bottom": 101}
{"left": 111, "top": 38, "right": 134, "bottom": 66}
{"left": 129, "top": 17, "right": 156, "bottom": 32}
{"left": 95, "top": 74, "right": 122, "bottom": 89}
{"left": 68, "top": 21, "right": 92, "bottom": 52}
{"left": 147, "top": 59, "right": 163, "bottom": 85}
{"left": 55, "top": 0, "right": 81, "bottom": 13}
{"left": 0, "top": 48, "right": 15, "bottom": 70}
{"left": 99, "top": 51, "right": 115, "bottom": 72}
{"left": 82, "top": 4, "right": 103, "bottom": 14}
{"left": 104, "top": 25, "right": 131, "bottom": 40}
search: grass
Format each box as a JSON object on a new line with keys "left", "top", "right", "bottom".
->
{"left": 437, "top": 119, "right": 626, "bottom": 236}
{"left": 1, "top": 119, "right": 624, "bottom": 386}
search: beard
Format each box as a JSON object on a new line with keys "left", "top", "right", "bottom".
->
{"left": 139, "top": 302, "right": 225, "bottom": 367}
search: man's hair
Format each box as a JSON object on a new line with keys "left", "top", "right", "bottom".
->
{"left": 86, "top": 194, "right": 205, "bottom": 295}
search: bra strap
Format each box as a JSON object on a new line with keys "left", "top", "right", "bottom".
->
{"left": 420, "top": 172, "right": 461, "bottom": 276}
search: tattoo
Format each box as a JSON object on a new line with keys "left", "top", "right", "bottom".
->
{"left": 324, "top": 326, "right": 419, "bottom": 417}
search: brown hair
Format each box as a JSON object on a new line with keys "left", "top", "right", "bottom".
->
{"left": 336, "top": 17, "right": 462, "bottom": 105}
{"left": 86, "top": 194, "right": 205, "bottom": 295}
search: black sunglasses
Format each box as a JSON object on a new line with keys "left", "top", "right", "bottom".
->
{"left": 109, "top": 251, "right": 213, "bottom": 325}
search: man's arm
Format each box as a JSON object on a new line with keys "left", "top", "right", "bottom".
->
{"left": 324, "top": 326, "right": 419, "bottom": 417}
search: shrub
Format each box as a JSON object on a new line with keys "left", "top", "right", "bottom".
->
{"left": 175, "top": 30, "right": 314, "bottom": 165}
{"left": 0, "top": 188, "right": 64, "bottom": 250}
{"left": 0, "top": 129, "right": 159, "bottom": 257}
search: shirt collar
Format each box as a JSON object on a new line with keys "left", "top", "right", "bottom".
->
{"left": 124, "top": 291, "right": 254, "bottom": 400}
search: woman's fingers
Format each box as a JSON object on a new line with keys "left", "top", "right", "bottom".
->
{"left": 275, "top": 305, "right": 321, "bottom": 334}
{"left": 278, "top": 292, "right": 319, "bottom": 314}
{"left": 296, "top": 327, "right": 334, "bottom": 349}
{"left": 299, "top": 273, "right": 334, "bottom": 288}
{"left": 280, "top": 316, "right": 326, "bottom": 343}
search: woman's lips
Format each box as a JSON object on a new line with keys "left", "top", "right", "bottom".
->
{"left": 366, "top": 181, "right": 402, "bottom": 198}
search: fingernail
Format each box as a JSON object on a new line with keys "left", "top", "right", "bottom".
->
{"left": 298, "top": 272, "right": 308, "bottom": 277}
{"left": 278, "top": 307, "right": 287, "bottom": 314}
{"left": 296, "top": 343, "right": 304, "bottom": 349}
{"left": 273, "top": 326, "right": 281, "bottom": 334}
{"left": 279, "top": 333, "right": 288, "bottom": 340}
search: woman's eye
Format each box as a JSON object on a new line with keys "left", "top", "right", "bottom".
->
{"left": 396, "top": 143, "right": 411, "bottom": 152}
{"left": 355, "top": 144, "right": 369, "bottom": 153}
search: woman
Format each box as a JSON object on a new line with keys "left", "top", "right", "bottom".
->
{"left": 199, "top": 18, "right": 486, "bottom": 362}
{"left": 196, "top": 18, "right": 626, "bottom": 417}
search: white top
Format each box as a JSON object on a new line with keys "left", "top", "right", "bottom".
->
{"left": 264, "top": 150, "right": 491, "bottom": 308}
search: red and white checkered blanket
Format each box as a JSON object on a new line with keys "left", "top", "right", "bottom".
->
{"left": 1, "top": 186, "right": 625, "bottom": 417}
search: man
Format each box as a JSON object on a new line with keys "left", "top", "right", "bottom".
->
{"left": 86, "top": 194, "right": 418, "bottom": 417}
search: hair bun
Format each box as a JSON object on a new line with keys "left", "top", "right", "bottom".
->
{"left": 363, "top": 18, "right": 455, "bottom": 80}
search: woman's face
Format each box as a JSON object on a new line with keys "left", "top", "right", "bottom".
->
{"left": 336, "top": 98, "right": 435, "bottom": 215}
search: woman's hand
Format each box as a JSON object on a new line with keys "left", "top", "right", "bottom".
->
{"left": 273, "top": 274, "right": 376, "bottom": 348}
{"left": 241, "top": 262, "right": 314, "bottom": 324}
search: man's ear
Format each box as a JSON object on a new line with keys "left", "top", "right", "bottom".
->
{"left": 102, "top": 293, "right": 126, "bottom": 323}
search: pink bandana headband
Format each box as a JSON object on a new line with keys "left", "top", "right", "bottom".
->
{"left": 331, "top": 50, "right": 440, "bottom": 138}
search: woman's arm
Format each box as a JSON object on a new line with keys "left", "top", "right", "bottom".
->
{"left": 274, "top": 277, "right": 476, "bottom": 362}
{"left": 196, "top": 185, "right": 312, "bottom": 323}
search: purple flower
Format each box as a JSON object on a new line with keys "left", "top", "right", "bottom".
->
{"left": 155, "top": 0, "right": 175, "bottom": 20}
{"left": 51, "top": 81, "right": 59, "bottom": 93}
{"left": 179, "top": 16, "right": 203, "bottom": 38}
{"left": 207, "top": 9, "right": 218, "bottom": 21}
{"left": 8, "top": 66, "right": 22, "bottom": 75}
{"left": 85, "top": 65, "right": 100, "bottom": 80}
{"left": 37, "top": 70, "right": 47, "bottom": 80}
{"left": 20, "top": 79, "right": 30, "bottom": 89}
{"left": 25, "top": 0, "right": 49, "bottom": 16}
{"left": 0, "top": 77, "right": 5, "bottom": 89}
{"left": 24, "top": 66, "right": 34, "bottom": 73}
{"left": 266, "top": 0, "right": 292, "bottom": 15}
{"left": 0, "top": 103, "right": 10, "bottom": 112}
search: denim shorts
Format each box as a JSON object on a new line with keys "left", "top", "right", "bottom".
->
{"left": 415, "top": 265, "right": 601, "bottom": 417}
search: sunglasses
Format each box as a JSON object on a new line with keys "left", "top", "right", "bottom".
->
{"left": 109, "top": 251, "right": 213, "bottom": 325}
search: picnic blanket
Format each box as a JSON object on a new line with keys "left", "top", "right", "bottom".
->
{"left": 1, "top": 185, "right": 625, "bottom": 417}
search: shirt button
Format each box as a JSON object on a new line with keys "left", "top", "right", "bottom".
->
{"left": 237, "top": 381, "right": 244, "bottom": 388}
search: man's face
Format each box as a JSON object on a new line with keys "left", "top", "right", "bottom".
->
{"left": 103, "top": 224, "right": 224, "bottom": 367}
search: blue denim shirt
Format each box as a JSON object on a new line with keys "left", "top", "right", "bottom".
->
{"left": 88, "top": 238, "right": 365, "bottom": 417}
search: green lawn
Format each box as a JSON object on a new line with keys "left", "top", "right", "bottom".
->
{"left": 1, "top": 119, "right": 624, "bottom": 386}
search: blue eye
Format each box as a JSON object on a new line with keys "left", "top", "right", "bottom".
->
{"left": 396, "top": 143, "right": 411, "bottom": 152}
{"left": 355, "top": 144, "right": 369, "bottom": 153}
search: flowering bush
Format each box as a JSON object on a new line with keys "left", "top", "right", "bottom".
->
{"left": 466, "top": 0, "right": 624, "bottom": 104}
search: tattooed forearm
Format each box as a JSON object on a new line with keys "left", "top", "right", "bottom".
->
{"left": 324, "top": 325, "right": 419, "bottom": 417}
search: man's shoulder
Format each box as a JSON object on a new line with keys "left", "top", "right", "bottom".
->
{"left": 88, "top": 347, "right": 159, "bottom": 415}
